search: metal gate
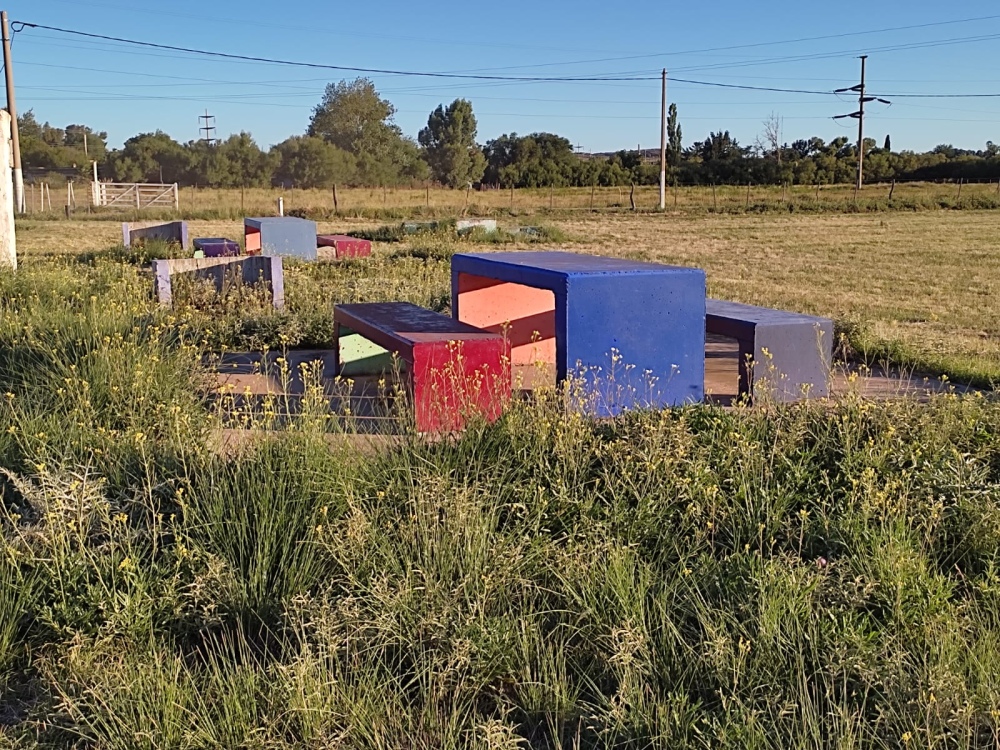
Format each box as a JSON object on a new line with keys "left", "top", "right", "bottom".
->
{"left": 91, "top": 182, "right": 179, "bottom": 209}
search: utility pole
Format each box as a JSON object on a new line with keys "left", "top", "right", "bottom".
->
{"left": 1, "top": 11, "right": 24, "bottom": 214}
{"left": 659, "top": 69, "right": 667, "bottom": 210}
{"left": 834, "top": 56, "right": 889, "bottom": 192}
{"left": 856, "top": 55, "right": 867, "bottom": 191}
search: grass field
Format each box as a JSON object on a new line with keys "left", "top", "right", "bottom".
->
{"left": 3, "top": 200, "right": 1000, "bottom": 747}
{"left": 23, "top": 180, "right": 1000, "bottom": 221}
{"left": 16, "top": 205, "right": 1000, "bottom": 385}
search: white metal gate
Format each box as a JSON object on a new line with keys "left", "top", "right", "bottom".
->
{"left": 91, "top": 182, "right": 179, "bottom": 209}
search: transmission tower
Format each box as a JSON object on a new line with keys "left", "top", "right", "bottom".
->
{"left": 199, "top": 110, "right": 217, "bottom": 144}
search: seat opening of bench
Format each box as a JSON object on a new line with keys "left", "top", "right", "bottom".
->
{"left": 455, "top": 272, "right": 557, "bottom": 388}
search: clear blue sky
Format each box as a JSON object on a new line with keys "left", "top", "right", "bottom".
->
{"left": 8, "top": 0, "right": 1000, "bottom": 153}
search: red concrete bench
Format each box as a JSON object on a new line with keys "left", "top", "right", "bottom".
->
{"left": 318, "top": 234, "right": 372, "bottom": 259}
{"left": 333, "top": 302, "right": 510, "bottom": 432}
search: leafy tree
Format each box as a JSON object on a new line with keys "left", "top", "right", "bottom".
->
{"left": 271, "top": 135, "right": 355, "bottom": 188}
{"left": 103, "top": 131, "right": 188, "bottom": 183}
{"left": 418, "top": 99, "right": 486, "bottom": 188}
{"left": 308, "top": 78, "right": 416, "bottom": 184}
{"left": 884, "top": 134, "right": 892, "bottom": 152}
{"left": 695, "top": 131, "right": 744, "bottom": 162}
{"left": 483, "top": 132, "right": 578, "bottom": 187}
{"left": 64, "top": 124, "right": 108, "bottom": 161}
{"left": 667, "top": 103, "right": 682, "bottom": 167}
{"left": 215, "top": 132, "right": 275, "bottom": 188}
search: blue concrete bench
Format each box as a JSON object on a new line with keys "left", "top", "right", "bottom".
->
{"left": 452, "top": 251, "right": 706, "bottom": 414}
{"left": 706, "top": 299, "right": 833, "bottom": 403}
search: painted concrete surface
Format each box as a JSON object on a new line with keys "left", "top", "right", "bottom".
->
{"left": 452, "top": 251, "right": 706, "bottom": 414}
{"left": 706, "top": 298, "right": 834, "bottom": 403}
{"left": 152, "top": 255, "right": 283, "bottom": 308}
{"left": 244, "top": 216, "right": 317, "bottom": 260}
{"left": 123, "top": 220, "right": 189, "bottom": 251}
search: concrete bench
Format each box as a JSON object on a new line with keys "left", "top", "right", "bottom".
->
{"left": 244, "top": 216, "right": 317, "bottom": 260}
{"left": 152, "top": 255, "right": 284, "bottom": 309}
{"left": 334, "top": 302, "right": 510, "bottom": 433}
{"left": 706, "top": 299, "right": 833, "bottom": 403}
{"left": 317, "top": 234, "right": 372, "bottom": 259}
{"left": 194, "top": 238, "right": 241, "bottom": 257}
{"left": 123, "top": 221, "right": 189, "bottom": 251}
{"left": 452, "top": 251, "right": 705, "bottom": 414}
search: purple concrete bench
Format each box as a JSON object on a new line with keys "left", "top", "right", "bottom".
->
{"left": 194, "top": 238, "right": 241, "bottom": 257}
{"left": 706, "top": 299, "right": 833, "bottom": 403}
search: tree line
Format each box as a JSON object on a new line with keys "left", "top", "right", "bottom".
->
{"left": 20, "top": 78, "right": 1000, "bottom": 189}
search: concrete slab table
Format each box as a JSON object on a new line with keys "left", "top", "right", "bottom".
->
{"left": 452, "top": 251, "right": 706, "bottom": 414}
{"left": 244, "top": 216, "right": 317, "bottom": 260}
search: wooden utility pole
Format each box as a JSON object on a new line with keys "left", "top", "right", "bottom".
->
{"left": 856, "top": 55, "right": 867, "bottom": 191}
{"left": 0, "top": 109, "right": 16, "bottom": 269}
{"left": 659, "top": 69, "right": 667, "bottom": 210}
{"left": 2, "top": 11, "right": 24, "bottom": 214}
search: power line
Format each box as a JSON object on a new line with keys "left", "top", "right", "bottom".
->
{"left": 16, "top": 20, "right": 1000, "bottom": 101}
{"left": 666, "top": 31, "right": 1000, "bottom": 75}
{"left": 34, "top": 0, "right": 1000, "bottom": 78}
{"left": 440, "top": 14, "right": 1000, "bottom": 75}
{"left": 11, "top": 22, "right": 658, "bottom": 82}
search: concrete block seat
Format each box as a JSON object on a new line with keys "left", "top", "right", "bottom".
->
{"left": 152, "top": 256, "right": 284, "bottom": 309}
{"left": 706, "top": 299, "right": 833, "bottom": 403}
{"left": 451, "top": 251, "right": 706, "bottom": 415}
{"left": 194, "top": 238, "right": 241, "bottom": 257}
{"left": 333, "top": 302, "right": 511, "bottom": 433}
{"left": 244, "top": 216, "right": 317, "bottom": 260}
{"left": 317, "top": 234, "right": 372, "bottom": 259}
{"left": 123, "top": 221, "right": 189, "bottom": 251}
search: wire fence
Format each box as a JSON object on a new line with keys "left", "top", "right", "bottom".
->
{"left": 18, "top": 179, "right": 1000, "bottom": 218}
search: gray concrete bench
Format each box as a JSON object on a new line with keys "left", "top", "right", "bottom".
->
{"left": 152, "top": 255, "right": 284, "bottom": 309}
{"left": 706, "top": 299, "right": 833, "bottom": 403}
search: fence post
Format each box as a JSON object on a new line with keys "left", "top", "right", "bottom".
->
{"left": 332, "top": 184, "right": 339, "bottom": 213}
{"left": 0, "top": 110, "right": 16, "bottom": 269}
{"left": 277, "top": 196, "right": 284, "bottom": 216}
{"left": 134, "top": 184, "right": 140, "bottom": 209}
{"left": 173, "top": 183, "right": 179, "bottom": 211}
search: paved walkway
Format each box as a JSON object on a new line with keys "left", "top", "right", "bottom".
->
{"left": 203, "top": 341, "right": 976, "bottom": 451}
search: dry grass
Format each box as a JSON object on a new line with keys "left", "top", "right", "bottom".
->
{"left": 22, "top": 180, "right": 1000, "bottom": 219}
{"left": 13, "top": 207, "right": 1000, "bottom": 384}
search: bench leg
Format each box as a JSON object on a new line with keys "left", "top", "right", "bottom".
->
{"left": 333, "top": 321, "right": 341, "bottom": 377}
{"left": 736, "top": 336, "right": 755, "bottom": 404}
{"left": 411, "top": 339, "right": 511, "bottom": 433}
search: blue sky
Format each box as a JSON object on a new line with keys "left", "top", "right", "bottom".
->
{"left": 8, "top": 0, "right": 1000, "bottom": 153}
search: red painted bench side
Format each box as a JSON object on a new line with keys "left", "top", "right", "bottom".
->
{"left": 333, "top": 302, "right": 511, "bottom": 432}
{"left": 317, "top": 234, "right": 372, "bottom": 258}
